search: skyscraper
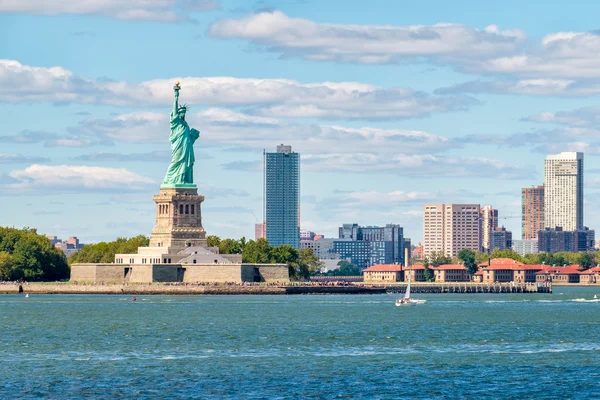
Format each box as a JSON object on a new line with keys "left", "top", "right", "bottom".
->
{"left": 423, "top": 204, "right": 481, "bottom": 258}
{"left": 480, "top": 206, "right": 498, "bottom": 253}
{"left": 522, "top": 185, "right": 544, "bottom": 240}
{"left": 265, "top": 144, "right": 300, "bottom": 248}
{"left": 544, "top": 152, "right": 583, "bottom": 231}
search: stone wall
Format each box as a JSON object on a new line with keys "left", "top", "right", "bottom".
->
{"left": 70, "top": 264, "right": 99, "bottom": 281}
{"left": 255, "top": 264, "right": 290, "bottom": 282}
{"left": 71, "top": 262, "right": 289, "bottom": 284}
{"left": 152, "top": 265, "right": 179, "bottom": 282}
{"left": 183, "top": 264, "right": 244, "bottom": 283}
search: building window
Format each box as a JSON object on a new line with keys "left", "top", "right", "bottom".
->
{"left": 185, "top": 204, "right": 189, "bottom": 214}
{"left": 180, "top": 204, "right": 184, "bottom": 214}
{"left": 191, "top": 204, "right": 195, "bottom": 214}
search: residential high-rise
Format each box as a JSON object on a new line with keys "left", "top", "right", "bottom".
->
{"left": 490, "top": 227, "right": 512, "bottom": 251}
{"left": 544, "top": 152, "right": 583, "bottom": 231}
{"left": 481, "top": 206, "right": 498, "bottom": 253}
{"left": 335, "top": 223, "right": 405, "bottom": 268}
{"left": 423, "top": 204, "right": 481, "bottom": 258}
{"left": 538, "top": 227, "right": 594, "bottom": 253}
{"left": 265, "top": 144, "right": 300, "bottom": 248}
{"left": 522, "top": 185, "right": 544, "bottom": 240}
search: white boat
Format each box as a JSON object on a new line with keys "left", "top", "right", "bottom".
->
{"left": 396, "top": 267, "right": 426, "bottom": 306}
{"left": 25, "top": 294, "right": 29, "bottom": 298}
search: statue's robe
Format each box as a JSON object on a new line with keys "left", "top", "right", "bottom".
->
{"left": 163, "top": 110, "right": 199, "bottom": 185}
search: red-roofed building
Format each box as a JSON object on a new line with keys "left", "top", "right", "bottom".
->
{"left": 363, "top": 264, "right": 403, "bottom": 282}
{"left": 536, "top": 265, "right": 583, "bottom": 283}
{"left": 580, "top": 267, "right": 600, "bottom": 284}
{"left": 403, "top": 264, "right": 426, "bottom": 282}
{"left": 434, "top": 264, "right": 470, "bottom": 282}
{"left": 476, "top": 258, "right": 545, "bottom": 283}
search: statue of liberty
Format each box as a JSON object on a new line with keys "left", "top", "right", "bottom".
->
{"left": 162, "top": 82, "right": 200, "bottom": 187}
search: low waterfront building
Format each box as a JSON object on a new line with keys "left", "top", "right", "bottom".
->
{"left": 363, "top": 264, "right": 403, "bottom": 283}
{"left": 403, "top": 264, "right": 426, "bottom": 282}
{"left": 579, "top": 267, "right": 600, "bottom": 284}
{"left": 535, "top": 265, "right": 582, "bottom": 283}
{"left": 475, "top": 258, "right": 543, "bottom": 283}
{"left": 434, "top": 264, "right": 470, "bottom": 282}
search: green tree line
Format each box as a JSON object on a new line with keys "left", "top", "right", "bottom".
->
{"left": 68, "top": 235, "right": 150, "bottom": 264}
{"left": 70, "top": 235, "right": 323, "bottom": 279}
{"left": 206, "top": 235, "right": 323, "bottom": 279}
{"left": 0, "top": 227, "right": 69, "bottom": 281}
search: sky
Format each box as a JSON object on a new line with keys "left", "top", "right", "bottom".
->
{"left": 2, "top": 0, "right": 600, "bottom": 244}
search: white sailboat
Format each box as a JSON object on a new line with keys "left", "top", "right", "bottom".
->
{"left": 396, "top": 266, "right": 426, "bottom": 306}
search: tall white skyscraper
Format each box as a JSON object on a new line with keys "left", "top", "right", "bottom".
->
{"left": 544, "top": 152, "right": 583, "bottom": 231}
{"left": 423, "top": 204, "right": 481, "bottom": 258}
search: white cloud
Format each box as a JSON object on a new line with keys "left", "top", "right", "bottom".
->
{"left": 435, "top": 79, "right": 600, "bottom": 97}
{"left": 301, "top": 153, "right": 533, "bottom": 179}
{"left": 0, "top": 0, "right": 219, "bottom": 22}
{"left": 68, "top": 108, "right": 457, "bottom": 156}
{"left": 209, "top": 11, "right": 525, "bottom": 65}
{"left": 6, "top": 164, "right": 155, "bottom": 192}
{"left": 523, "top": 107, "right": 600, "bottom": 127}
{"left": 0, "top": 129, "right": 104, "bottom": 147}
{"left": 0, "top": 154, "right": 49, "bottom": 164}
{"left": 345, "top": 191, "right": 434, "bottom": 205}
{"left": 0, "top": 59, "right": 476, "bottom": 118}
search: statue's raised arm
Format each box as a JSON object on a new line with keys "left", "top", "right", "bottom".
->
{"left": 172, "top": 81, "right": 180, "bottom": 117}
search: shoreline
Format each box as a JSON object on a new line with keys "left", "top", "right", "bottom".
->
{"left": 0, "top": 281, "right": 569, "bottom": 295}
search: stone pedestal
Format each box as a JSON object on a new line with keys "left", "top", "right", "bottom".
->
{"left": 150, "top": 187, "right": 207, "bottom": 248}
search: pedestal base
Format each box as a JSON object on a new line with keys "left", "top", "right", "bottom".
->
{"left": 149, "top": 187, "right": 206, "bottom": 248}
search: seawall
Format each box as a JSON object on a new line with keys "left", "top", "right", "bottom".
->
{"left": 0, "top": 282, "right": 554, "bottom": 295}
{"left": 0, "top": 283, "right": 386, "bottom": 295}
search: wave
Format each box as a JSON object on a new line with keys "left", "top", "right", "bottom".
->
{"left": 571, "top": 298, "right": 600, "bottom": 303}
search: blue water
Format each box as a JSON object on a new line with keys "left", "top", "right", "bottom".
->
{"left": 2, "top": 288, "right": 600, "bottom": 399}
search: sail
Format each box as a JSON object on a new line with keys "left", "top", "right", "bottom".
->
{"left": 404, "top": 271, "right": 411, "bottom": 300}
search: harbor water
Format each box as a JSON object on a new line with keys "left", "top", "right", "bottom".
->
{"left": 2, "top": 287, "right": 600, "bottom": 399}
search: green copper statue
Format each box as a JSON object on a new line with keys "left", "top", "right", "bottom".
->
{"left": 162, "top": 82, "right": 200, "bottom": 188}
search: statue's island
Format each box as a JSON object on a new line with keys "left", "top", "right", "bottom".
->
{"left": 71, "top": 84, "right": 290, "bottom": 284}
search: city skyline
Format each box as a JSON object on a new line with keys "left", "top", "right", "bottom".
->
{"left": 3, "top": 1, "right": 600, "bottom": 244}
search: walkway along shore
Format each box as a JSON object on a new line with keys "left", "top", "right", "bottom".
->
{"left": 0, "top": 282, "right": 552, "bottom": 295}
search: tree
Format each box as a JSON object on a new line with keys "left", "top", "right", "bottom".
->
{"left": 0, "top": 227, "right": 69, "bottom": 281}
{"left": 69, "top": 235, "right": 149, "bottom": 264}
{"left": 576, "top": 252, "right": 595, "bottom": 269}
{"left": 317, "top": 260, "right": 361, "bottom": 276}
{"left": 457, "top": 248, "right": 478, "bottom": 275}
{"left": 218, "top": 238, "right": 242, "bottom": 254}
{"left": 489, "top": 248, "right": 523, "bottom": 263}
{"left": 428, "top": 251, "right": 452, "bottom": 267}
{"left": 270, "top": 245, "right": 300, "bottom": 278}
{"left": 206, "top": 235, "right": 221, "bottom": 248}
{"left": 242, "top": 239, "right": 272, "bottom": 263}
{"left": 422, "top": 257, "right": 435, "bottom": 282}
{"left": 297, "top": 248, "right": 324, "bottom": 278}
{"left": 0, "top": 251, "right": 12, "bottom": 280}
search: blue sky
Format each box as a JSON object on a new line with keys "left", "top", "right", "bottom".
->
{"left": 2, "top": 0, "right": 600, "bottom": 244}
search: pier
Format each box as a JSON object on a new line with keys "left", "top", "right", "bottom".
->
{"left": 385, "top": 282, "right": 552, "bottom": 294}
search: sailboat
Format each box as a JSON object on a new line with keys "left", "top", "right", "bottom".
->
{"left": 396, "top": 266, "right": 426, "bottom": 306}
